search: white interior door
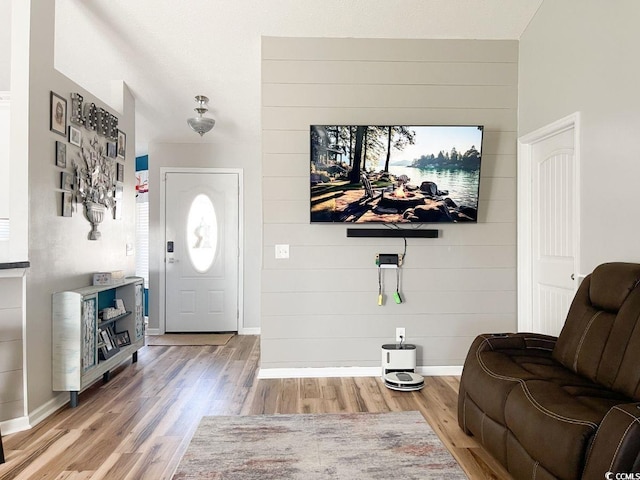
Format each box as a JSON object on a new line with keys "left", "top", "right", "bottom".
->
{"left": 518, "top": 113, "right": 580, "bottom": 335}
{"left": 165, "top": 172, "right": 239, "bottom": 332}
{"left": 531, "top": 127, "right": 578, "bottom": 336}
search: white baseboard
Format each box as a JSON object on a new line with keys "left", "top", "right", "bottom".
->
{"left": 0, "top": 392, "right": 69, "bottom": 435}
{"left": 258, "top": 366, "right": 378, "bottom": 379}
{"left": 417, "top": 365, "right": 463, "bottom": 376}
{"left": 239, "top": 327, "right": 260, "bottom": 335}
{"left": 258, "top": 365, "right": 463, "bottom": 379}
{"left": 28, "top": 392, "right": 69, "bottom": 429}
{"left": 145, "top": 328, "right": 259, "bottom": 336}
{"left": 0, "top": 415, "right": 31, "bottom": 435}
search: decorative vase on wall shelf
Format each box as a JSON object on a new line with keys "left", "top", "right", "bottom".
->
{"left": 84, "top": 201, "right": 105, "bottom": 240}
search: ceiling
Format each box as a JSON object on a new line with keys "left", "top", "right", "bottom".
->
{"left": 53, "top": 0, "right": 543, "bottom": 157}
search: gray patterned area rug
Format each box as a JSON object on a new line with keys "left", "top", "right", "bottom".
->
{"left": 172, "top": 411, "right": 467, "bottom": 479}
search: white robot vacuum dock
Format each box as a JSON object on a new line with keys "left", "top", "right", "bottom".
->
{"left": 381, "top": 343, "right": 424, "bottom": 391}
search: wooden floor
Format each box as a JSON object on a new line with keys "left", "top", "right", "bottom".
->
{"left": 0, "top": 335, "right": 512, "bottom": 479}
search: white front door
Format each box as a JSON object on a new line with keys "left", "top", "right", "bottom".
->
{"left": 165, "top": 172, "right": 239, "bottom": 332}
{"left": 518, "top": 113, "right": 580, "bottom": 336}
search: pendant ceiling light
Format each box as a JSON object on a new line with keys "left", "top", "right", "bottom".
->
{"left": 187, "top": 95, "right": 215, "bottom": 136}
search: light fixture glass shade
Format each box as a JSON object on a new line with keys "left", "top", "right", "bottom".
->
{"left": 187, "top": 95, "right": 215, "bottom": 136}
{"left": 187, "top": 116, "right": 215, "bottom": 136}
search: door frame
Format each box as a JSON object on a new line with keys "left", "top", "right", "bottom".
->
{"left": 159, "top": 167, "right": 244, "bottom": 335}
{"left": 517, "top": 112, "right": 581, "bottom": 332}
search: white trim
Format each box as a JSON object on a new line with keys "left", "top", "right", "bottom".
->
{"left": 146, "top": 327, "right": 257, "bottom": 336}
{"left": 517, "top": 112, "right": 581, "bottom": 332}
{"left": 239, "top": 327, "right": 260, "bottom": 335}
{"left": 417, "top": 365, "right": 463, "bottom": 376}
{"left": 0, "top": 416, "right": 30, "bottom": 435}
{"left": 258, "top": 365, "right": 463, "bottom": 379}
{"left": 0, "top": 267, "right": 27, "bottom": 278}
{"left": 159, "top": 167, "right": 244, "bottom": 334}
{"left": 21, "top": 392, "right": 70, "bottom": 432}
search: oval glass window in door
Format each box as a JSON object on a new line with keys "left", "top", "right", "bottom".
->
{"left": 186, "top": 194, "right": 218, "bottom": 273}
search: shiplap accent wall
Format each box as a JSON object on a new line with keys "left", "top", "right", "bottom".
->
{"left": 0, "top": 275, "right": 24, "bottom": 421}
{"left": 261, "top": 37, "right": 518, "bottom": 371}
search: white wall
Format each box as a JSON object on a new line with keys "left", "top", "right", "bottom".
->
{"left": 148, "top": 143, "right": 261, "bottom": 332}
{"left": 0, "top": 0, "right": 10, "bottom": 90}
{"left": 519, "top": 0, "right": 640, "bottom": 273}
{"left": 5, "top": 0, "right": 28, "bottom": 264}
{"left": 0, "top": 93, "right": 9, "bottom": 221}
{"left": 11, "top": 0, "right": 136, "bottom": 418}
{"left": 261, "top": 37, "right": 518, "bottom": 371}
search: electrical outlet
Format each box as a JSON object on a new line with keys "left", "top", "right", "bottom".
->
{"left": 396, "top": 327, "right": 405, "bottom": 342}
{"left": 275, "top": 244, "right": 289, "bottom": 259}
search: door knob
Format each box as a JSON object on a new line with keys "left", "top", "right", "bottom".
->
{"left": 571, "top": 273, "right": 575, "bottom": 280}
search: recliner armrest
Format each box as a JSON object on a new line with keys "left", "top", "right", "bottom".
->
{"left": 473, "top": 332, "right": 557, "bottom": 353}
{"left": 582, "top": 403, "right": 640, "bottom": 480}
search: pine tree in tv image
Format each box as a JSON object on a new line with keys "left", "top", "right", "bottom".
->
{"left": 310, "top": 125, "right": 483, "bottom": 223}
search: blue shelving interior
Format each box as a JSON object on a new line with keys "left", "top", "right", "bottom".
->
{"left": 98, "top": 289, "right": 116, "bottom": 311}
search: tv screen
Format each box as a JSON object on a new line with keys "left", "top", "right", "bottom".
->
{"left": 310, "top": 125, "right": 483, "bottom": 223}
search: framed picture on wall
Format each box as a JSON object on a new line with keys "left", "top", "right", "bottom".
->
{"left": 50, "top": 91, "right": 67, "bottom": 137}
{"left": 61, "top": 171, "right": 74, "bottom": 191}
{"left": 116, "top": 162, "right": 124, "bottom": 182}
{"left": 113, "top": 199, "right": 123, "bottom": 220}
{"left": 55, "top": 141, "right": 67, "bottom": 167}
{"left": 117, "top": 130, "right": 126, "bottom": 159}
{"left": 107, "top": 141, "right": 117, "bottom": 158}
{"left": 69, "top": 125, "right": 82, "bottom": 146}
{"left": 62, "top": 192, "right": 73, "bottom": 217}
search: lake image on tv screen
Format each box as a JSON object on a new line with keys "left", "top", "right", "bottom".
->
{"left": 310, "top": 125, "right": 483, "bottom": 223}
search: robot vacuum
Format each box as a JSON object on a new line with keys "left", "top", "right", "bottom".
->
{"left": 383, "top": 371, "right": 425, "bottom": 391}
{"left": 381, "top": 343, "right": 425, "bottom": 391}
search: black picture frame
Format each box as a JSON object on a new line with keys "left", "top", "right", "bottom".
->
{"left": 50, "top": 91, "right": 67, "bottom": 137}
{"left": 61, "top": 171, "right": 74, "bottom": 191}
{"left": 113, "top": 199, "right": 123, "bottom": 220}
{"left": 62, "top": 192, "right": 73, "bottom": 217}
{"left": 116, "top": 162, "right": 124, "bottom": 182}
{"left": 117, "top": 130, "right": 126, "bottom": 159}
{"left": 98, "top": 327, "right": 120, "bottom": 360}
{"left": 55, "top": 141, "right": 67, "bottom": 167}
{"left": 114, "top": 330, "right": 131, "bottom": 347}
{"left": 107, "top": 141, "right": 117, "bottom": 158}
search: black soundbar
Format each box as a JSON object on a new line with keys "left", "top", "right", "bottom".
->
{"left": 346, "top": 228, "right": 438, "bottom": 238}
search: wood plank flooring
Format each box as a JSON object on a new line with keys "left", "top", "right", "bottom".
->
{"left": 0, "top": 335, "right": 512, "bottom": 479}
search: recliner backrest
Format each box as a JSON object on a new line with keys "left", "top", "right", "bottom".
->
{"left": 552, "top": 262, "right": 640, "bottom": 400}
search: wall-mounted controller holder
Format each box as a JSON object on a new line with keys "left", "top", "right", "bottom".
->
{"left": 375, "top": 253, "right": 403, "bottom": 268}
{"left": 376, "top": 254, "right": 404, "bottom": 305}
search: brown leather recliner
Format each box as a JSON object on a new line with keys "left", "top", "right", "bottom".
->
{"left": 458, "top": 262, "right": 640, "bottom": 480}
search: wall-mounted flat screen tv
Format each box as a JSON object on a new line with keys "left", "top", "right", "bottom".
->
{"left": 310, "top": 125, "right": 484, "bottom": 223}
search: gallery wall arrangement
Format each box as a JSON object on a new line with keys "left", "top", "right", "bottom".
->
{"left": 50, "top": 90, "right": 127, "bottom": 238}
